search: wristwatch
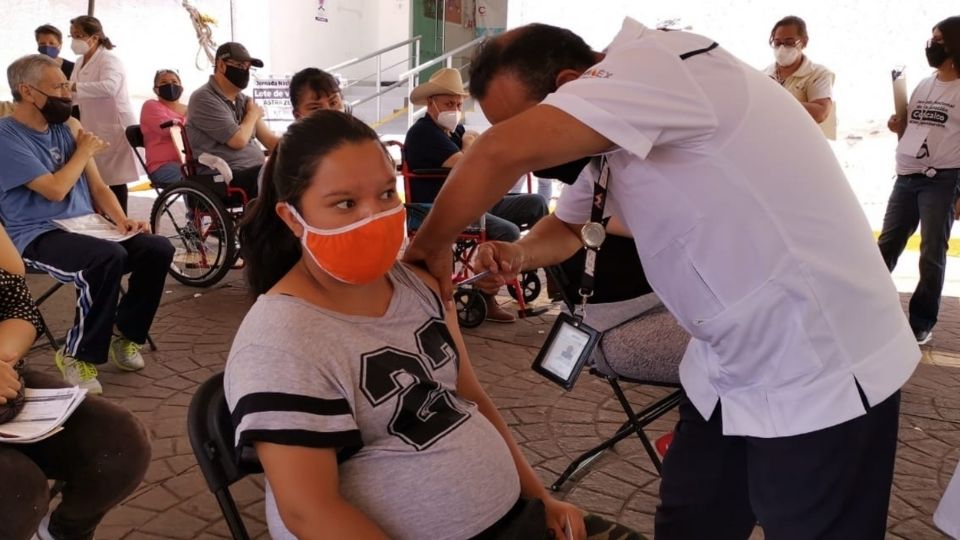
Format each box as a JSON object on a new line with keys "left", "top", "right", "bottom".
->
{"left": 580, "top": 222, "right": 606, "bottom": 249}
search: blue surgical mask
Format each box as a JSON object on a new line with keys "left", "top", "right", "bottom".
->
{"left": 38, "top": 45, "right": 60, "bottom": 59}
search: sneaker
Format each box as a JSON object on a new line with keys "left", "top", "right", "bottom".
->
{"left": 110, "top": 335, "right": 145, "bottom": 371}
{"left": 54, "top": 348, "right": 102, "bottom": 395}
{"left": 915, "top": 329, "right": 933, "bottom": 346}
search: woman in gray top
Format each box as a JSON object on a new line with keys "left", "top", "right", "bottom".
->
{"left": 226, "top": 111, "right": 641, "bottom": 540}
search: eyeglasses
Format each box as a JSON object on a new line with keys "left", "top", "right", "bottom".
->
{"left": 770, "top": 38, "right": 802, "bottom": 48}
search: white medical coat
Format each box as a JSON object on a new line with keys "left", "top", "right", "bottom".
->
{"left": 70, "top": 47, "right": 139, "bottom": 186}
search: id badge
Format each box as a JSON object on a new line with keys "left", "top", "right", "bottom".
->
{"left": 897, "top": 123, "right": 931, "bottom": 157}
{"left": 532, "top": 313, "right": 601, "bottom": 390}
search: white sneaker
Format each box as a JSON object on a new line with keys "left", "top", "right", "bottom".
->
{"left": 110, "top": 335, "right": 145, "bottom": 372}
{"left": 54, "top": 348, "right": 103, "bottom": 395}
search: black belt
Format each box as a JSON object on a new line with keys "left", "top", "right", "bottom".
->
{"left": 904, "top": 167, "right": 959, "bottom": 178}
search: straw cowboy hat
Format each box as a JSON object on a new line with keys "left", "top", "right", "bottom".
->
{"left": 410, "top": 68, "right": 469, "bottom": 106}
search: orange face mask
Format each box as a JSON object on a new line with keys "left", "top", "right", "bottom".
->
{"left": 286, "top": 203, "right": 406, "bottom": 285}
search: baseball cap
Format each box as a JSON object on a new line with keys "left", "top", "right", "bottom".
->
{"left": 215, "top": 42, "right": 264, "bottom": 68}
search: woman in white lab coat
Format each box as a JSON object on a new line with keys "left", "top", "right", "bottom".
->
{"left": 68, "top": 15, "right": 139, "bottom": 213}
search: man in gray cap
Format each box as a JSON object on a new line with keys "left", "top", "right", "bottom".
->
{"left": 185, "top": 42, "right": 278, "bottom": 197}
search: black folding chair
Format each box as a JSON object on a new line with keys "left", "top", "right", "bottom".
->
{"left": 545, "top": 254, "right": 685, "bottom": 491}
{"left": 187, "top": 372, "right": 263, "bottom": 540}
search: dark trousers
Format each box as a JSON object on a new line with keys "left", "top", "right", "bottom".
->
{"left": 486, "top": 193, "right": 548, "bottom": 242}
{"left": 108, "top": 184, "right": 128, "bottom": 214}
{"left": 0, "top": 370, "right": 151, "bottom": 540}
{"left": 655, "top": 390, "right": 900, "bottom": 540}
{"left": 23, "top": 230, "right": 175, "bottom": 364}
{"left": 877, "top": 171, "right": 960, "bottom": 333}
{"left": 230, "top": 165, "right": 261, "bottom": 201}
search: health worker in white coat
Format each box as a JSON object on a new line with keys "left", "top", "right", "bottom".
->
{"left": 68, "top": 15, "right": 139, "bottom": 213}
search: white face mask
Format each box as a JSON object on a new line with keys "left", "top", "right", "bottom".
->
{"left": 774, "top": 44, "right": 801, "bottom": 67}
{"left": 436, "top": 110, "right": 461, "bottom": 132}
{"left": 71, "top": 38, "right": 91, "bottom": 56}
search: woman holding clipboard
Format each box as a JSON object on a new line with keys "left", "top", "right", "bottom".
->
{"left": 878, "top": 15, "right": 960, "bottom": 346}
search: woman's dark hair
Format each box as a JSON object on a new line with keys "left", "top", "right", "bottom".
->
{"left": 153, "top": 69, "right": 181, "bottom": 87}
{"left": 935, "top": 16, "right": 960, "bottom": 74}
{"left": 239, "top": 111, "right": 388, "bottom": 295}
{"left": 289, "top": 68, "right": 341, "bottom": 110}
{"left": 769, "top": 15, "right": 809, "bottom": 44}
{"left": 70, "top": 15, "right": 115, "bottom": 50}
{"left": 34, "top": 24, "right": 63, "bottom": 44}
{"left": 469, "top": 23, "right": 596, "bottom": 102}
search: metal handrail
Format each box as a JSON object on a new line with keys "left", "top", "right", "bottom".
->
{"left": 401, "top": 37, "right": 485, "bottom": 127}
{"left": 397, "top": 37, "right": 483, "bottom": 79}
{"left": 322, "top": 36, "right": 423, "bottom": 126}
{"left": 325, "top": 36, "right": 422, "bottom": 73}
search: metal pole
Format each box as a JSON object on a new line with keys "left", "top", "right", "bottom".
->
{"left": 376, "top": 56, "right": 382, "bottom": 123}
{"left": 407, "top": 73, "right": 415, "bottom": 127}
{"left": 87, "top": 0, "right": 95, "bottom": 15}
{"left": 415, "top": 38, "right": 421, "bottom": 68}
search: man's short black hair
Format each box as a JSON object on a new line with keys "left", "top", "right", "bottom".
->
{"left": 469, "top": 24, "right": 596, "bottom": 102}
{"left": 289, "top": 68, "right": 340, "bottom": 110}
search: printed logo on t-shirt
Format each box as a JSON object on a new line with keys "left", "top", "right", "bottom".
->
{"left": 910, "top": 99, "right": 952, "bottom": 128}
{"left": 358, "top": 318, "right": 470, "bottom": 451}
{"left": 48, "top": 147, "right": 64, "bottom": 166}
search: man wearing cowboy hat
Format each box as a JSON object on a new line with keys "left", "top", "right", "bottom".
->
{"left": 405, "top": 68, "right": 549, "bottom": 323}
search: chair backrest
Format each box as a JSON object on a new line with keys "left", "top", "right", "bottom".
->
{"left": 124, "top": 124, "right": 149, "bottom": 172}
{"left": 187, "top": 372, "right": 262, "bottom": 539}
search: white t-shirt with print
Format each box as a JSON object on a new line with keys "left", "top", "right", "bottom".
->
{"left": 546, "top": 18, "right": 919, "bottom": 438}
{"left": 895, "top": 75, "right": 960, "bottom": 174}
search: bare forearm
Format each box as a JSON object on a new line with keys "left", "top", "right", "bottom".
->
{"left": 49, "top": 153, "right": 90, "bottom": 198}
{"left": 515, "top": 215, "right": 584, "bottom": 272}
{"left": 285, "top": 501, "right": 389, "bottom": 540}
{"left": 802, "top": 101, "right": 829, "bottom": 124}
{"left": 0, "top": 319, "right": 38, "bottom": 364}
{"left": 90, "top": 181, "right": 126, "bottom": 224}
{"left": 228, "top": 117, "right": 258, "bottom": 150}
{"left": 417, "top": 136, "right": 531, "bottom": 251}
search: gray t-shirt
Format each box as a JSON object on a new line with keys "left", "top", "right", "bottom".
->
{"left": 225, "top": 263, "right": 520, "bottom": 540}
{"left": 185, "top": 76, "right": 265, "bottom": 171}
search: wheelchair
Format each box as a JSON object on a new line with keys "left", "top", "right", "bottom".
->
{"left": 126, "top": 121, "right": 251, "bottom": 288}
{"left": 385, "top": 141, "right": 546, "bottom": 328}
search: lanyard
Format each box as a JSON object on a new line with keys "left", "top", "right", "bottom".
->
{"left": 575, "top": 156, "right": 610, "bottom": 319}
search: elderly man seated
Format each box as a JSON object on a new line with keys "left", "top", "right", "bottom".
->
{"left": 404, "top": 68, "right": 549, "bottom": 322}
{"left": 0, "top": 54, "right": 174, "bottom": 394}
{"left": 186, "top": 42, "right": 278, "bottom": 198}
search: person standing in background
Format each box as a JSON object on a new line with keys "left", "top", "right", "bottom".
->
{"left": 764, "top": 16, "right": 837, "bottom": 140}
{"left": 68, "top": 15, "right": 139, "bottom": 213}
{"left": 879, "top": 16, "right": 960, "bottom": 346}
{"left": 34, "top": 24, "right": 74, "bottom": 80}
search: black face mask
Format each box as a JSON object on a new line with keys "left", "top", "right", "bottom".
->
{"left": 533, "top": 156, "right": 592, "bottom": 185}
{"left": 31, "top": 88, "right": 73, "bottom": 124}
{"left": 157, "top": 83, "right": 184, "bottom": 102}
{"left": 926, "top": 41, "right": 950, "bottom": 68}
{"left": 224, "top": 65, "right": 250, "bottom": 89}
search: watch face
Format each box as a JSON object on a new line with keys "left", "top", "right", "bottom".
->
{"left": 581, "top": 222, "right": 606, "bottom": 248}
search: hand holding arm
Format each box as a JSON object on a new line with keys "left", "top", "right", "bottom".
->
{"left": 27, "top": 122, "right": 109, "bottom": 202}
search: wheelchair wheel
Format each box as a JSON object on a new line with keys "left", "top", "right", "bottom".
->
{"left": 150, "top": 181, "right": 237, "bottom": 287}
{"left": 454, "top": 288, "right": 487, "bottom": 329}
{"left": 507, "top": 271, "right": 542, "bottom": 303}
